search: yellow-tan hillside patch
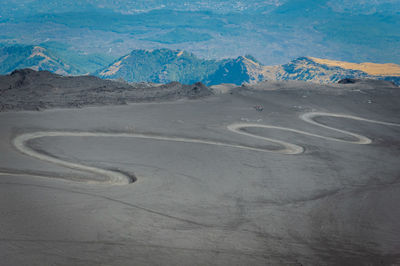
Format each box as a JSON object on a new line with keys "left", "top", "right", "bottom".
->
{"left": 309, "top": 57, "right": 400, "bottom": 76}
{"left": 28, "top": 46, "right": 52, "bottom": 62}
{"left": 100, "top": 55, "right": 130, "bottom": 76}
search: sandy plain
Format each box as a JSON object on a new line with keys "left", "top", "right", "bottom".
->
{"left": 1, "top": 82, "right": 400, "bottom": 265}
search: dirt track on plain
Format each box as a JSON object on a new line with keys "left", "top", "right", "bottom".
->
{"left": 4, "top": 112, "right": 398, "bottom": 185}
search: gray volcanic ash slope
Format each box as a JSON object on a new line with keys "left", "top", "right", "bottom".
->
{"left": 0, "top": 76, "right": 399, "bottom": 265}
{"left": 0, "top": 69, "right": 210, "bottom": 111}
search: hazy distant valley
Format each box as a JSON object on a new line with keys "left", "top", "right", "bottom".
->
{"left": 2, "top": 0, "right": 400, "bottom": 66}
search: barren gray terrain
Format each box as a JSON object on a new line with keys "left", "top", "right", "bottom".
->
{"left": 0, "top": 79, "right": 400, "bottom": 265}
{"left": 0, "top": 69, "right": 210, "bottom": 111}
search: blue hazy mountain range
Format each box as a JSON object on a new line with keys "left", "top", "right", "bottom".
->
{"left": 0, "top": 43, "right": 114, "bottom": 75}
{"left": 1, "top": 45, "right": 399, "bottom": 86}
{"left": 95, "top": 48, "right": 400, "bottom": 85}
{"left": 0, "top": 0, "right": 399, "bottom": 66}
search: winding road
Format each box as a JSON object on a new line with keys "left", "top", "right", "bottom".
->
{"left": 4, "top": 112, "right": 400, "bottom": 185}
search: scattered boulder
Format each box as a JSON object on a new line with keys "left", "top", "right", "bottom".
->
{"left": 254, "top": 105, "right": 264, "bottom": 112}
{"left": 338, "top": 78, "right": 358, "bottom": 84}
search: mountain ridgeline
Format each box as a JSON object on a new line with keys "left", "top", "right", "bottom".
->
{"left": 96, "top": 49, "right": 221, "bottom": 85}
{"left": 0, "top": 43, "right": 114, "bottom": 75}
{"left": 96, "top": 49, "right": 267, "bottom": 85}
{"left": 97, "top": 49, "right": 400, "bottom": 85}
{"left": 1, "top": 45, "right": 399, "bottom": 86}
{"left": 0, "top": 45, "right": 80, "bottom": 76}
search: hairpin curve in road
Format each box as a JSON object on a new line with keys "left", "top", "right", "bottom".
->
{"left": 5, "top": 112, "right": 399, "bottom": 185}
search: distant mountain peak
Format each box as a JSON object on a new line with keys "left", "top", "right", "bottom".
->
{"left": 97, "top": 48, "right": 219, "bottom": 84}
{"left": 25, "top": 46, "right": 72, "bottom": 74}
{"left": 0, "top": 44, "right": 79, "bottom": 76}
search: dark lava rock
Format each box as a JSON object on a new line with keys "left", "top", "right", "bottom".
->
{"left": 0, "top": 69, "right": 212, "bottom": 111}
{"left": 338, "top": 78, "right": 358, "bottom": 84}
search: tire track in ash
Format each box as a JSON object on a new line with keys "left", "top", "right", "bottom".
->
{"left": 229, "top": 112, "right": 399, "bottom": 153}
{"left": 5, "top": 112, "right": 400, "bottom": 185}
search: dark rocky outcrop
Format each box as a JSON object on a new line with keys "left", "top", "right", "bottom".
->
{"left": 338, "top": 78, "right": 358, "bottom": 84}
{"left": 0, "top": 69, "right": 211, "bottom": 112}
